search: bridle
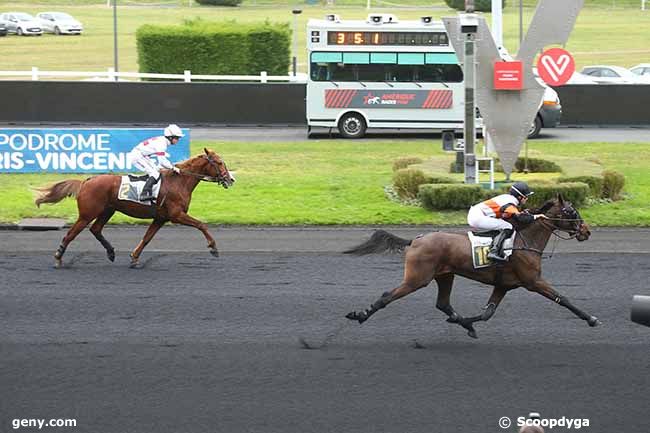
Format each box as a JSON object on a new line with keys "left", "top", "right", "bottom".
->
{"left": 176, "top": 155, "right": 232, "bottom": 186}
{"left": 538, "top": 205, "right": 584, "bottom": 240}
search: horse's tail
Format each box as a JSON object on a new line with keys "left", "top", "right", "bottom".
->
{"left": 34, "top": 179, "right": 83, "bottom": 208}
{"left": 343, "top": 229, "right": 412, "bottom": 255}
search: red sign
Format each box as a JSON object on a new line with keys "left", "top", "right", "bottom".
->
{"left": 537, "top": 48, "right": 575, "bottom": 86}
{"left": 494, "top": 61, "right": 523, "bottom": 90}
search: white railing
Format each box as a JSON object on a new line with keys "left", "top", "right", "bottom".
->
{"left": 0, "top": 67, "right": 308, "bottom": 83}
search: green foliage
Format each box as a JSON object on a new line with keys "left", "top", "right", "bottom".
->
{"left": 418, "top": 184, "right": 485, "bottom": 210}
{"left": 525, "top": 182, "right": 590, "bottom": 208}
{"left": 392, "top": 157, "right": 423, "bottom": 172}
{"left": 195, "top": 0, "right": 242, "bottom": 5}
{"left": 602, "top": 170, "right": 626, "bottom": 200}
{"left": 444, "top": 0, "right": 506, "bottom": 11}
{"left": 136, "top": 21, "right": 290, "bottom": 76}
{"left": 559, "top": 175, "right": 604, "bottom": 198}
{"left": 393, "top": 169, "right": 433, "bottom": 199}
{"left": 492, "top": 157, "right": 562, "bottom": 173}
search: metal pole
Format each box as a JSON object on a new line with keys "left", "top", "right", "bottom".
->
{"left": 464, "top": 1, "right": 476, "bottom": 184}
{"left": 491, "top": 0, "right": 502, "bottom": 48}
{"left": 113, "top": 0, "right": 118, "bottom": 80}
{"left": 519, "top": 0, "right": 523, "bottom": 46}
{"left": 291, "top": 9, "right": 302, "bottom": 77}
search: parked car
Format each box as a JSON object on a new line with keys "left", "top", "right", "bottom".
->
{"left": 528, "top": 86, "right": 561, "bottom": 139}
{"left": 0, "top": 21, "right": 7, "bottom": 36}
{"left": 629, "top": 63, "right": 650, "bottom": 82}
{"left": 0, "top": 12, "right": 42, "bottom": 36}
{"left": 36, "top": 12, "right": 83, "bottom": 35}
{"left": 581, "top": 65, "right": 643, "bottom": 84}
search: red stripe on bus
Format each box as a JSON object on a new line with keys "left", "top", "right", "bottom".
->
{"left": 342, "top": 90, "right": 357, "bottom": 107}
{"left": 422, "top": 91, "right": 434, "bottom": 108}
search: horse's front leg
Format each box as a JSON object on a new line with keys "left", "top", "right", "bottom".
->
{"left": 169, "top": 212, "right": 219, "bottom": 257}
{"left": 130, "top": 220, "right": 165, "bottom": 268}
{"left": 527, "top": 277, "right": 601, "bottom": 327}
{"left": 455, "top": 286, "right": 508, "bottom": 339}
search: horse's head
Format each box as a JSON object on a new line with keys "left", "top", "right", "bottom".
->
{"left": 202, "top": 148, "right": 235, "bottom": 188}
{"left": 537, "top": 193, "right": 591, "bottom": 241}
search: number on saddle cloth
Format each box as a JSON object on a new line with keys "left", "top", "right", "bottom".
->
{"left": 118, "top": 175, "right": 162, "bottom": 204}
{"left": 467, "top": 231, "right": 516, "bottom": 268}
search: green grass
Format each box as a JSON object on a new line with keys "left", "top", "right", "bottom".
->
{"left": 0, "top": 2, "right": 648, "bottom": 73}
{"left": 1, "top": 139, "right": 649, "bottom": 226}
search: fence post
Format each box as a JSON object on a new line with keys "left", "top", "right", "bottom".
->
{"left": 184, "top": 70, "right": 192, "bottom": 83}
{"left": 261, "top": 71, "right": 267, "bottom": 83}
{"left": 31, "top": 67, "right": 39, "bottom": 81}
{"left": 108, "top": 67, "right": 116, "bottom": 82}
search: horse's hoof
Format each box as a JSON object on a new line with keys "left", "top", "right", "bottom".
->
{"left": 345, "top": 312, "right": 366, "bottom": 324}
{"left": 588, "top": 316, "right": 601, "bottom": 327}
{"left": 467, "top": 329, "right": 478, "bottom": 339}
{"left": 107, "top": 250, "right": 115, "bottom": 262}
{"left": 446, "top": 314, "right": 461, "bottom": 324}
{"left": 129, "top": 260, "right": 140, "bottom": 269}
{"left": 209, "top": 248, "right": 219, "bottom": 258}
{"left": 53, "top": 259, "right": 63, "bottom": 269}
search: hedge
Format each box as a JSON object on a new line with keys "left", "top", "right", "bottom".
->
{"left": 559, "top": 175, "right": 604, "bottom": 198}
{"left": 392, "top": 157, "right": 423, "bottom": 172}
{"left": 454, "top": 157, "right": 561, "bottom": 174}
{"left": 418, "top": 184, "right": 485, "bottom": 210}
{"left": 195, "top": 0, "right": 241, "bottom": 6}
{"left": 602, "top": 170, "right": 625, "bottom": 200}
{"left": 524, "top": 182, "right": 590, "bottom": 208}
{"left": 136, "top": 21, "right": 290, "bottom": 76}
{"left": 444, "top": 0, "right": 506, "bottom": 11}
{"left": 393, "top": 169, "right": 433, "bottom": 199}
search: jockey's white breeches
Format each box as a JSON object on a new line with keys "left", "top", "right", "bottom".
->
{"left": 467, "top": 205, "right": 513, "bottom": 231}
{"left": 128, "top": 151, "right": 160, "bottom": 179}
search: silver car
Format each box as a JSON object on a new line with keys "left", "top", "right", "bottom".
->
{"left": 0, "top": 12, "right": 42, "bottom": 36}
{"left": 37, "top": 12, "right": 82, "bottom": 35}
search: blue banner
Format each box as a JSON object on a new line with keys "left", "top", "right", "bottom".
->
{"left": 0, "top": 128, "right": 190, "bottom": 173}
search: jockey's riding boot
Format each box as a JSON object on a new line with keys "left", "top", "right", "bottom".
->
{"left": 139, "top": 176, "right": 157, "bottom": 202}
{"left": 487, "top": 228, "right": 514, "bottom": 262}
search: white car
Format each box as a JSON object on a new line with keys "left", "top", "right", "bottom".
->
{"left": 37, "top": 12, "right": 82, "bottom": 35}
{"left": 0, "top": 12, "right": 42, "bottom": 36}
{"left": 581, "top": 65, "right": 644, "bottom": 84}
{"left": 629, "top": 63, "right": 650, "bottom": 82}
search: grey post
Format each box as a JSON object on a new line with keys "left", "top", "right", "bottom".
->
{"left": 461, "top": 1, "right": 478, "bottom": 184}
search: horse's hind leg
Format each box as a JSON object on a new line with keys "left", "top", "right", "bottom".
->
{"left": 346, "top": 249, "right": 436, "bottom": 324}
{"left": 90, "top": 209, "right": 116, "bottom": 262}
{"left": 54, "top": 217, "right": 92, "bottom": 268}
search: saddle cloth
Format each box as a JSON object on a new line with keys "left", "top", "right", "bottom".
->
{"left": 118, "top": 175, "right": 162, "bottom": 204}
{"left": 468, "top": 231, "right": 516, "bottom": 268}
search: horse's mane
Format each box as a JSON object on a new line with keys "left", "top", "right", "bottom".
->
{"left": 175, "top": 154, "right": 206, "bottom": 170}
{"left": 530, "top": 199, "right": 557, "bottom": 215}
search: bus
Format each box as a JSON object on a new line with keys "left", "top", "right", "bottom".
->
{"left": 306, "top": 13, "right": 473, "bottom": 138}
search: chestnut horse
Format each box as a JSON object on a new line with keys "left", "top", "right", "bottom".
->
{"left": 344, "top": 195, "right": 601, "bottom": 338}
{"left": 34, "top": 148, "right": 234, "bottom": 268}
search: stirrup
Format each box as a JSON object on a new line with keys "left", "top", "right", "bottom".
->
{"left": 487, "top": 251, "right": 507, "bottom": 261}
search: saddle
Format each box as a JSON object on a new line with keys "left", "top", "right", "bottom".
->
{"left": 468, "top": 231, "right": 516, "bottom": 268}
{"left": 118, "top": 175, "right": 162, "bottom": 205}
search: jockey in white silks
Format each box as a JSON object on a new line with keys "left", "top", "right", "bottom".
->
{"left": 467, "top": 181, "right": 547, "bottom": 261}
{"left": 128, "top": 124, "right": 183, "bottom": 201}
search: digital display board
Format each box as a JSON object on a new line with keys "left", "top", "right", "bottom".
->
{"left": 327, "top": 31, "right": 448, "bottom": 46}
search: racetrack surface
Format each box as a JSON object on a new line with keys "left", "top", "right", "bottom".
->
{"left": 2, "top": 227, "right": 649, "bottom": 433}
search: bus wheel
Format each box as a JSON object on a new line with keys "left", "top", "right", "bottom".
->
{"left": 338, "top": 113, "right": 366, "bottom": 139}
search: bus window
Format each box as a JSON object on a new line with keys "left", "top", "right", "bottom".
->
{"left": 386, "top": 65, "right": 416, "bottom": 82}
{"left": 419, "top": 64, "right": 463, "bottom": 82}
{"left": 357, "top": 64, "right": 387, "bottom": 81}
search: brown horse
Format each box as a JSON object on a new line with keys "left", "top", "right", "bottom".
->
{"left": 34, "top": 148, "right": 234, "bottom": 268}
{"left": 344, "top": 194, "right": 601, "bottom": 338}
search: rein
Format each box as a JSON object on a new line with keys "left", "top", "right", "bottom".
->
{"left": 177, "top": 169, "right": 222, "bottom": 183}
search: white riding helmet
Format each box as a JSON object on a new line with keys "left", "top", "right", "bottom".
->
{"left": 164, "top": 124, "right": 184, "bottom": 139}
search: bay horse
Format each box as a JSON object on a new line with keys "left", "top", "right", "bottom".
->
{"left": 34, "top": 148, "right": 234, "bottom": 268}
{"left": 344, "top": 194, "right": 601, "bottom": 338}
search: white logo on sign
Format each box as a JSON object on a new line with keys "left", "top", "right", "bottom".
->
{"left": 540, "top": 54, "right": 570, "bottom": 82}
